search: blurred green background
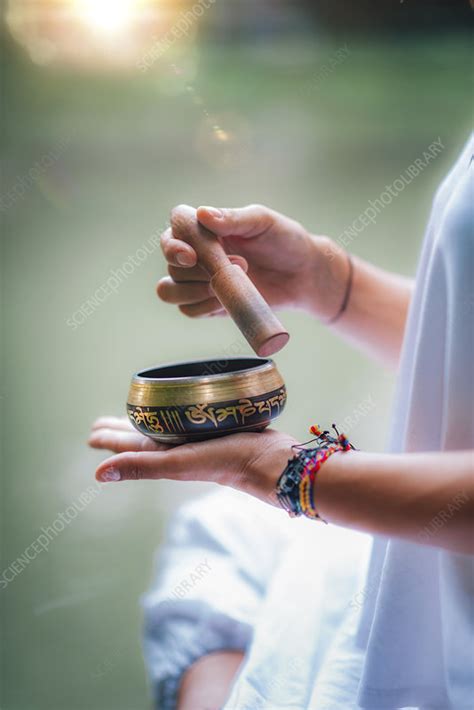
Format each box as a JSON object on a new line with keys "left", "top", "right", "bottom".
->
{"left": 1, "top": 1, "right": 472, "bottom": 708}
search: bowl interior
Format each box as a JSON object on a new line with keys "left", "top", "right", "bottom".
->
{"left": 136, "top": 357, "right": 270, "bottom": 380}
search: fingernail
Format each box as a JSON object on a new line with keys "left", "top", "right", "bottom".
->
{"left": 200, "top": 206, "right": 223, "bottom": 219}
{"left": 99, "top": 468, "right": 121, "bottom": 482}
{"left": 176, "top": 252, "right": 194, "bottom": 267}
{"left": 229, "top": 257, "right": 248, "bottom": 272}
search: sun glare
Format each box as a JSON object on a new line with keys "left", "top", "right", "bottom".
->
{"left": 74, "top": 0, "right": 138, "bottom": 35}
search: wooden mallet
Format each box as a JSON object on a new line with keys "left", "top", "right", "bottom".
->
{"left": 174, "top": 207, "right": 290, "bottom": 357}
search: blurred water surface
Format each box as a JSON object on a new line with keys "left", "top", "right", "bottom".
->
{"left": 1, "top": 24, "right": 472, "bottom": 710}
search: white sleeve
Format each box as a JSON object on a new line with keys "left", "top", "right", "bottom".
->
{"left": 141, "top": 486, "right": 293, "bottom": 710}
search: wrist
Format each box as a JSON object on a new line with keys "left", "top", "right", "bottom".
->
{"left": 178, "top": 651, "right": 244, "bottom": 710}
{"left": 241, "top": 433, "right": 299, "bottom": 507}
{"left": 313, "top": 448, "right": 367, "bottom": 526}
{"left": 299, "top": 235, "right": 352, "bottom": 322}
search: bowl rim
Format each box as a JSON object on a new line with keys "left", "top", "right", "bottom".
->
{"left": 132, "top": 356, "right": 276, "bottom": 385}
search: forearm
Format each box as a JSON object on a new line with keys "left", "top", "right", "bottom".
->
{"left": 308, "top": 238, "right": 413, "bottom": 368}
{"left": 316, "top": 450, "right": 474, "bottom": 554}
{"left": 177, "top": 651, "right": 244, "bottom": 710}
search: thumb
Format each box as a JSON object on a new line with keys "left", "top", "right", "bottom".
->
{"left": 197, "top": 204, "right": 275, "bottom": 239}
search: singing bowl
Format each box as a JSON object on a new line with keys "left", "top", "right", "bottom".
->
{"left": 127, "top": 357, "right": 287, "bottom": 444}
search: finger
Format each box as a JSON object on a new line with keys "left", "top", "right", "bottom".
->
{"left": 95, "top": 450, "right": 197, "bottom": 483}
{"left": 179, "top": 298, "right": 226, "bottom": 318}
{"left": 167, "top": 254, "right": 247, "bottom": 284}
{"left": 167, "top": 263, "right": 209, "bottom": 282}
{"left": 161, "top": 226, "right": 197, "bottom": 268}
{"left": 91, "top": 416, "right": 134, "bottom": 432}
{"left": 89, "top": 428, "right": 166, "bottom": 453}
{"left": 95, "top": 436, "right": 250, "bottom": 483}
{"left": 228, "top": 255, "right": 249, "bottom": 272}
{"left": 196, "top": 204, "right": 275, "bottom": 239}
{"left": 156, "top": 277, "right": 212, "bottom": 305}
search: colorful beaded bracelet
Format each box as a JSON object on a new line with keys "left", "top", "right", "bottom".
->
{"left": 275, "top": 424, "right": 354, "bottom": 522}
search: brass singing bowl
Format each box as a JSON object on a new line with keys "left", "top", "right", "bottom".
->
{"left": 127, "top": 357, "right": 287, "bottom": 444}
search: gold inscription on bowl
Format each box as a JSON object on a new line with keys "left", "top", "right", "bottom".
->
{"left": 127, "top": 386, "right": 287, "bottom": 437}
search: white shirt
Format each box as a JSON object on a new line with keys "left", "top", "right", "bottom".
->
{"left": 142, "top": 135, "right": 473, "bottom": 710}
{"left": 354, "top": 134, "right": 474, "bottom": 710}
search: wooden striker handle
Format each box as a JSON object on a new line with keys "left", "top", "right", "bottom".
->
{"left": 174, "top": 208, "right": 290, "bottom": 356}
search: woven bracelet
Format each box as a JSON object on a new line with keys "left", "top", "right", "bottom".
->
{"left": 275, "top": 424, "right": 354, "bottom": 522}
